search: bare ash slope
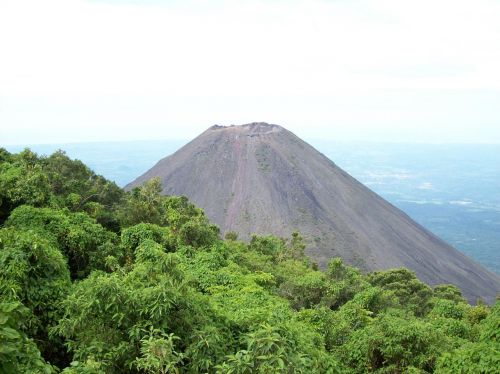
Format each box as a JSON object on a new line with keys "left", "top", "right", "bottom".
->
{"left": 127, "top": 123, "right": 500, "bottom": 303}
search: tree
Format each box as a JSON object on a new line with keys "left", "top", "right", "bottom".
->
{"left": 55, "top": 239, "right": 224, "bottom": 373}
{"left": 0, "top": 228, "right": 71, "bottom": 367}
{"left": 120, "top": 222, "right": 173, "bottom": 259}
{"left": 435, "top": 299, "right": 500, "bottom": 373}
{"left": 367, "top": 268, "right": 433, "bottom": 316}
{"left": 2, "top": 148, "right": 499, "bottom": 373}
{"left": 6, "top": 206, "right": 119, "bottom": 279}
{"left": 323, "top": 258, "right": 368, "bottom": 310}
{"left": 433, "top": 284, "right": 467, "bottom": 304}
{"left": 342, "top": 310, "right": 443, "bottom": 372}
{"left": 0, "top": 150, "right": 51, "bottom": 223}
{"left": 0, "top": 301, "right": 55, "bottom": 374}
{"left": 134, "top": 330, "right": 184, "bottom": 374}
{"left": 224, "top": 231, "right": 239, "bottom": 241}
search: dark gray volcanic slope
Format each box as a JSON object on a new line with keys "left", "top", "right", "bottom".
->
{"left": 127, "top": 123, "right": 500, "bottom": 303}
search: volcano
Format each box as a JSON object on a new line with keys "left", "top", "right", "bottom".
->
{"left": 127, "top": 122, "right": 500, "bottom": 303}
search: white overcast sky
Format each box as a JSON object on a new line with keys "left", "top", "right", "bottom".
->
{"left": 1, "top": 0, "right": 499, "bottom": 145}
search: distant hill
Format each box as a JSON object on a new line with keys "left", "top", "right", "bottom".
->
{"left": 128, "top": 122, "right": 500, "bottom": 303}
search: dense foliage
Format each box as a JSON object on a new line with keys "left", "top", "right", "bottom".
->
{"left": 0, "top": 148, "right": 498, "bottom": 373}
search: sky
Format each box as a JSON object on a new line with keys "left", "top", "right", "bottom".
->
{"left": 1, "top": 0, "right": 499, "bottom": 145}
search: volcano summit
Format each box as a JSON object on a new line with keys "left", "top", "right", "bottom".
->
{"left": 127, "top": 123, "right": 500, "bottom": 303}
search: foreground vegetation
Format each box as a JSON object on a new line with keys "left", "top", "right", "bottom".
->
{"left": 0, "top": 148, "right": 499, "bottom": 373}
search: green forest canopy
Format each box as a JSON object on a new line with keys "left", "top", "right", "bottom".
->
{"left": 0, "top": 148, "right": 499, "bottom": 373}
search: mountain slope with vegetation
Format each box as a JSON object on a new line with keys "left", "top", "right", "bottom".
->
{"left": 1, "top": 148, "right": 499, "bottom": 373}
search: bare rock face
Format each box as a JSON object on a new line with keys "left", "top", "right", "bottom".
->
{"left": 127, "top": 122, "right": 500, "bottom": 303}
